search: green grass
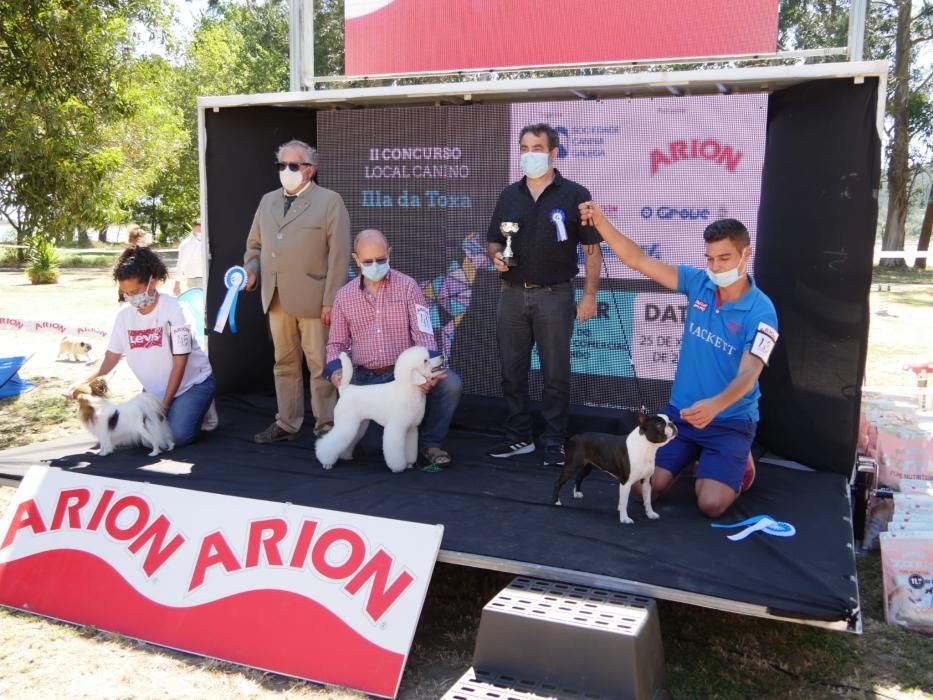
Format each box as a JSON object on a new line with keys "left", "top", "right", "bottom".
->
{"left": 0, "top": 378, "right": 79, "bottom": 450}
{"left": 872, "top": 266, "right": 933, "bottom": 285}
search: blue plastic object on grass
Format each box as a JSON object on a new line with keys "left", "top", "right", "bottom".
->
{"left": 0, "top": 355, "right": 34, "bottom": 399}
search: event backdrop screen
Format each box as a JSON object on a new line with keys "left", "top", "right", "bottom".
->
{"left": 345, "top": 0, "right": 779, "bottom": 75}
{"left": 317, "top": 94, "right": 767, "bottom": 412}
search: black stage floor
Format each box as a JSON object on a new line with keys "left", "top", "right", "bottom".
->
{"left": 0, "top": 394, "right": 860, "bottom": 630}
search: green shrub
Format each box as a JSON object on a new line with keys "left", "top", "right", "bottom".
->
{"left": 26, "top": 237, "right": 60, "bottom": 285}
{"left": 0, "top": 247, "right": 24, "bottom": 266}
{"left": 57, "top": 253, "right": 117, "bottom": 268}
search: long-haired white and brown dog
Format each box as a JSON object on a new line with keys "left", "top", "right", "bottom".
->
{"left": 315, "top": 346, "right": 435, "bottom": 473}
{"left": 73, "top": 383, "right": 174, "bottom": 457}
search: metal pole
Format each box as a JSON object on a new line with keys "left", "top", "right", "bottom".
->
{"left": 848, "top": 0, "right": 867, "bottom": 61}
{"left": 301, "top": 0, "right": 315, "bottom": 90}
{"left": 288, "top": 0, "right": 301, "bottom": 91}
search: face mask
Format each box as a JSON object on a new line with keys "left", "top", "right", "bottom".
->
{"left": 520, "top": 152, "right": 551, "bottom": 179}
{"left": 125, "top": 279, "right": 155, "bottom": 310}
{"left": 361, "top": 260, "right": 390, "bottom": 282}
{"left": 706, "top": 251, "right": 746, "bottom": 288}
{"left": 279, "top": 168, "right": 303, "bottom": 192}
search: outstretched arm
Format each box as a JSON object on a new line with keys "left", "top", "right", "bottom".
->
{"left": 580, "top": 201, "right": 678, "bottom": 291}
{"left": 679, "top": 352, "right": 765, "bottom": 429}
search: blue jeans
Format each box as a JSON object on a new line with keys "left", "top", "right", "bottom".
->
{"left": 496, "top": 281, "right": 576, "bottom": 447}
{"left": 166, "top": 374, "right": 216, "bottom": 447}
{"left": 352, "top": 367, "right": 462, "bottom": 452}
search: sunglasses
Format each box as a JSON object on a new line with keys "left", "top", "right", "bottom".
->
{"left": 357, "top": 257, "right": 388, "bottom": 266}
{"left": 276, "top": 162, "right": 312, "bottom": 172}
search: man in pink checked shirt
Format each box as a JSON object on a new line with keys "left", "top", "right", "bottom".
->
{"left": 323, "top": 229, "right": 463, "bottom": 466}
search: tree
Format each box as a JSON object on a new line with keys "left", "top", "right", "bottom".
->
{"left": 144, "top": 0, "right": 290, "bottom": 241}
{"left": 779, "top": 1, "right": 933, "bottom": 267}
{"left": 0, "top": 1, "right": 169, "bottom": 250}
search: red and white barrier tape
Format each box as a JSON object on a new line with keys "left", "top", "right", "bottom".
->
{"left": 0, "top": 316, "right": 108, "bottom": 338}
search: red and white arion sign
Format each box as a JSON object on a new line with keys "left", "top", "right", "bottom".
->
{"left": 0, "top": 467, "right": 444, "bottom": 698}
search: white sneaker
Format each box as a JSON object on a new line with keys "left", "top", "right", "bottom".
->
{"left": 201, "top": 400, "right": 219, "bottom": 431}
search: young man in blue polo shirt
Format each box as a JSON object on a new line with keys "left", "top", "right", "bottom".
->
{"left": 580, "top": 203, "right": 778, "bottom": 518}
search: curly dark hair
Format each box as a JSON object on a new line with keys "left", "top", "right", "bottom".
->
{"left": 113, "top": 246, "right": 168, "bottom": 302}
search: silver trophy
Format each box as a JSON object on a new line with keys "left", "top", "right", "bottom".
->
{"left": 500, "top": 221, "right": 520, "bottom": 267}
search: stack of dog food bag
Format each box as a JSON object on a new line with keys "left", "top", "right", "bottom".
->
{"left": 859, "top": 391, "right": 933, "bottom": 488}
{"left": 880, "top": 479, "right": 933, "bottom": 633}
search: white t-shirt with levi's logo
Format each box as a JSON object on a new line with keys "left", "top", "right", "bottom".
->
{"left": 107, "top": 293, "right": 213, "bottom": 399}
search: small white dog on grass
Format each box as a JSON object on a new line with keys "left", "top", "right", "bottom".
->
{"left": 315, "top": 346, "right": 435, "bottom": 473}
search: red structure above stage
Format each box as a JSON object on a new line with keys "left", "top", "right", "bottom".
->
{"left": 345, "top": 0, "right": 780, "bottom": 76}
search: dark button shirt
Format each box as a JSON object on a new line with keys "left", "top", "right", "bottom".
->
{"left": 486, "top": 169, "right": 601, "bottom": 285}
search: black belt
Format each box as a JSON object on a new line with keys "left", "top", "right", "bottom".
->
{"left": 503, "top": 280, "right": 570, "bottom": 289}
{"left": 364, "top": 365, "right": 395, "bottom": 375}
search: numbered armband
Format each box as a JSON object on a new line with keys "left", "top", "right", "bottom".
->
{"left": 749, "top": 321, "right": 778, "bottom": 365}
{"left": 169, "top": 323, "right": 193, "bottom": 356}
{"left": 414, "top": 303, "right": 433, "bottom": 334}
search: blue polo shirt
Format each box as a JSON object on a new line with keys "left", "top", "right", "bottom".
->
{"left": 669, "top": 265, "right": 779, "bottom": 422}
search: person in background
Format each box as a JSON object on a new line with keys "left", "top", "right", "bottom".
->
{"left": 173, "top": 221, "right": 205, "bottom": 296}
{"left": 243, "top": 139, "right": 351, "bottom": 443}
{"left": 126, "top": 224, "right": 151, "bottom": 248}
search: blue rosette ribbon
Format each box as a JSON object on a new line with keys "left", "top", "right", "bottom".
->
{"left": 213, "top": 266, "right": 247, "bottom": 334}
{"left": 711, "top": 515, "right": 796, "bottom": 541}
{"left": 550, "top": 208, "right": 568, "bottom": 242}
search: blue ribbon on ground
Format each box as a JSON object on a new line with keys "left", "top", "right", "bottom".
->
{"left": 711, "top": 514, "right": 796, "bottom": 541}
{"left": 213, "top": 266, "right": 247, "bottom": 334}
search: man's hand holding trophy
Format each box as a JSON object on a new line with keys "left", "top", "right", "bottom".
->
{"left": 500, "top": 221, "right": 520, "bottom": 268}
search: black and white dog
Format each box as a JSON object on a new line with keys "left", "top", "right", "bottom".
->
{"left": 552, "top": 414, "right": 677, "bottom": 524}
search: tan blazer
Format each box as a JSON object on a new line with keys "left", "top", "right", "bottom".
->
{"left": 244, "top": 182, "right": 351, "bottom": 319}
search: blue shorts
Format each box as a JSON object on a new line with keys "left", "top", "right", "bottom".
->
{"left": 654, "top": 404, "right": 756, "bottom": 492}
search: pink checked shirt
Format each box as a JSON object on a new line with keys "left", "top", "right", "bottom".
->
{"left": 326, "top": 270, "right": 438, "bottom": 371}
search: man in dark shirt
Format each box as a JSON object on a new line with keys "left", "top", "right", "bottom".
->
{"left": 486, "top": 123, "right": 602, "bottom": 466}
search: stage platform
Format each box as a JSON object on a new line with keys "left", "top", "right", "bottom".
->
{"left": 0, "top": 394, "right": 861, "bottom": 631}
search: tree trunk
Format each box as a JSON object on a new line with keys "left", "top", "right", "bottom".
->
{"left": 97, "top": 224, "right": 108, "bottom": 243}
{"left": 916, "top": 186, "right": 932, "bottom": 270}
{"left": 880, "top": 0, "right": 913, "bottom": 268}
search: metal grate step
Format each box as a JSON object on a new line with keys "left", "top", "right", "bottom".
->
{"left": 471, "top": 577, "right": 666, "bottom": 700}
{"left": 442, "top": 667, "right": 609, "bottom": 700}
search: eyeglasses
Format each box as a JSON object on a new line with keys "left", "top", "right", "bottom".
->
{"left": 276, "top": 162, "right": 312, "bottom": 172}
{"left": 357, "top": 257, "right": 388, "bottom": 266}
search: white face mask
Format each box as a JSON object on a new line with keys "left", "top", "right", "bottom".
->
{"left": 706, "top": 251, "right": 746, "bottom": 288}
{"left": 125, "top": 279, "right": 155, "bottom": 310}
{"left": 279, "top": 168, "right": 304, "bottom": 192}
{"left": 520, "top": 152, "right": 551, "bottom": 179}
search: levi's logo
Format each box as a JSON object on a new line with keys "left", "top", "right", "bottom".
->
{"left": 129, "top": 327, "right": 164, "bottom": 349}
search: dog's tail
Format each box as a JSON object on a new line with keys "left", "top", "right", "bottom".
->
{"left": 338, "top": 352, "right": 353, "bottom": 389}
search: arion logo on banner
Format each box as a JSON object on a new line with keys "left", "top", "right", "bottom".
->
{"left": 345, "top": 1, "right": 779, "bottom": 76}
{"left": 650, "top": 139, "right": 744, "bottom": 175}
{"left": 649, "top": 138, "right": 743, "bottom": 175}
{"left": 0, "top": 467, "right": 443, "bottom": 699}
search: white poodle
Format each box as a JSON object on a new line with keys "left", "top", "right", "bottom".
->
{"left": 314, "top": 346, "right": 435, "bottom": 473}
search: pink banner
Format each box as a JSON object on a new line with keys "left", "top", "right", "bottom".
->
{"left": 346, "top": 0, "right": 779, "bottom": 76}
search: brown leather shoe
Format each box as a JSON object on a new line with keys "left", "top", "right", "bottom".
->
{"left": 313, "top": 423, "right": 333, "bottom": 438}
{"left": 254, "top": 422, "right": 300, "bottom": 444}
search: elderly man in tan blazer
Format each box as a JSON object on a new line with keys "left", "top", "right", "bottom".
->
{"left": 244, "top": 139, "right": 351, "bottom": 443}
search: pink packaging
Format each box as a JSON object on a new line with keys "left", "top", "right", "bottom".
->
{"left": 880, "top": 531, "right": 933, "bottom": 633}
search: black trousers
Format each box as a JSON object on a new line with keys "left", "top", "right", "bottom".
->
{"left": 496, "top": 281, "right": 576, "bottom": 447}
